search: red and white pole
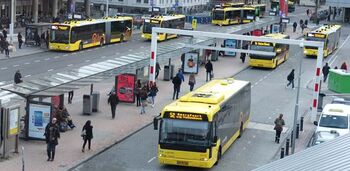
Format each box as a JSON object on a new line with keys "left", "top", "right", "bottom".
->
{"left": 149, "top": 30, "right": 158, "bottom": 84}
{"left": 311, "top": 46, "right": 324, "bottom": 121}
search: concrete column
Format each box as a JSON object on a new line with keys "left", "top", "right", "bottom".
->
{"left": 85, "top": 0, "right": 91, "bottom": 18}
{"left": 33, "top": 0, "right": 38, "bottom": 23}
{"left": 67, "top": 0, "right": 76, "bottom": 14}
{"left": 52, "top": 0, "right": 58, "bottom": 18}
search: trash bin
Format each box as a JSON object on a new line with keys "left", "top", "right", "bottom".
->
{"left": 91, "top": 91, "right": 100, "bottom": 112}
{"left": 163, "top": 65, "right": 174, "bottom": 81}
{"left": 83, "top": 94, "right": 92, "bottom": 115}
{"left": 317, "top": 93, "right": 326, "bottom": 111}
{"left": 211, "top": 50, "right": 219, "bottom": 61}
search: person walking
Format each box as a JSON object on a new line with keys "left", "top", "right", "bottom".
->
{"left": 240, "top": 44, "right": 248, "bottom": 63}
{"left": 34, "top": 31, "right": 41, "bottom": 46}
{"left": 205, "top": 60, "right": 213, "bottom": 82}
{"left": 149, "top": 82, "right": 159, "bottom": 108}
{"left": 17, "top": 32, "right": 23, "bottom": 49}
{"left": 4, "top": 39, "right": 9, "bottom": 57}
{"left": 2, "top": 28, "right": 7, "bottom": 40}
{"left": 301, "top": 23, "right": 306, "bottom": 34}
{"left": 44, "top": 118, "right": 60, "bottom": 161}
{"left": 81, "top": 120, "right": 93, "bottom": 152}
{"left": 176, "top": 69, "right": 185, "bottom": 82}
{"left": 322, "top": 63, "right": 331, "bottom": 82}
{"left": 188, "top": 73, "right": 196, "bottom": 91}
{"left": 68, "top": 90, "right": 74, "bottom": 104}
{"left": 340, "top": 62, "right": 348, "bottom": 71}
{"left": 172, "top": 75, "right": 182, "bottom": 100}
{"left": 107, "top": 92, "right": 119, "bottom": 119}
{"left": 299, "top": 19, "right": 303, "bottom": 28}
{"left": 292, "top": 22, "right": 297, "bottom": 33}
{"left": 274, "top": 114, "right": 285, "bottom": 144}
{"left": 14, "top": 70, "right": 23, "bottom": 84}
{"left": 135, "top": 79, "right": 142, "bottom": 107}
{"left": 155, "top": 62, "right": 161, "bottom": 79}
{"left": 140, "top": 86, "right": 148, "bottom": 114}
{"left": 286, "top": 69, "right": 295, "bottom": 89}
{"left": 306, "top": 9, "right": 310, "bottom": 16}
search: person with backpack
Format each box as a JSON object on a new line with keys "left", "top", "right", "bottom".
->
{"left": 172, "top": 75, "right": 182, "bottom": 100}
{"left": 322, "top": 63, "right": 331, "bottom": 82}
{"left": 81, "top": 120, "right": 93, "bottom": 152}
{"left": 17, "top": 32, "right": 23, "bottom": 49}
{"left": 286, "top": 69, "right": 295, "bottom": 89}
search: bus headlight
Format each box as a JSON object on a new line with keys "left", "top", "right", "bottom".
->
{"left": 65, "top": 45, "right": 70, "bottom": 49}
{"left": 304, "top": 50, "right": 307, "bottom": 54}
{"left": 159, "top": 154, "right": 166, "bottom": 157}
{"left": 200, "top": 158, "right": 208, "bottom": 161}
{"left": 141, "top": 35, "right": 145, "bottom": 38}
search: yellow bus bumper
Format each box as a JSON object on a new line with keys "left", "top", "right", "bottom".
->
{"left": 249, "top": 58, "right": 275, "bottom": 68}
{"left": 242, "top": 19, "right": 253, "bottom": 23}
{"left": 49, "top": 43, "right": 78, "bottom": 52}
{"left": 304, "top": 49, "right": 328, "bottom": 57}
{"left": 212, "top": 20, "right": 229, "bottom": 26}
{"left": 141, "top": 33, "right": 152, "bottom": 40}
{"left": 159, "top": 156, "right": 215, "bottom": 168}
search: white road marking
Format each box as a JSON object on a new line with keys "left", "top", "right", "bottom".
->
{"left": 48, "top": 69, "right": 54, "bottom": 72}
{"left": 1, "top": 67, "right": 8, "bottom": 70}
{"left": 329, "top": 55, "right": 338, "bottom": 66}
{"left": 24, "top": 62, "right": 30, "bottom": 65}
{"left": 115, "top": 52, "right": 120, "bottom": 55}
{"left": 247, "top": 122, "right": 289, "bottom": 133}
{"left": 87, "top": 49, "right": 92, "bottom": 52}
{"left": 85, "top": 60, "right": 90, "bottom": 62}
{"left": 148, "top": 157, "right": 156, "bottom": 163}
{"left": 45, "top": 58, "right": 50, "bottom": 61}
{"left": 54, "top": 56, "right": 60, "bottom": 59}
{"left": 13, "top": 64, "right": 20, "bottom": 67}
{"left": 63, "top": 54, "right": 68, "bottom": 57}
{"left": 129, "top": 49, "right": 132, "bottom": 52}
{"left": 102, "top": 46, "right": 106, "bottom": 49}
{"left": 24, "top": 75, "right": 31, "bottom": 77}
{"left": 72, "top": 52, "right": 77, "bottom": 55}
{"left": 35, "top": 60, "right": 40, "bottom": 62}
{"left": 67, "top": 64, "right": 73, "bottom": 67}
{"left": 101, "top": 56, "right": 106, "bottom": 58}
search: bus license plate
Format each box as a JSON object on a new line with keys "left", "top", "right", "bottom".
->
{"left": 177, "top": 161, "right": 189, "bottom": 166}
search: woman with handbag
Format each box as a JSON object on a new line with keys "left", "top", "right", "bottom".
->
{"left": 81, "top": 120, "right": 93, "bottom": 152}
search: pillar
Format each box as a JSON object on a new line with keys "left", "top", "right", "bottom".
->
{"left": 33, "top": 0, "right": 38, "bottom": 23}
{"left": 67, "top": 0, "right": 76, "bottom": 14}
{"left": 85, "top": 0, "right": 91, "bottom": 18}
{"left": 52, "top": 0, "right": 58, "bottom": 18}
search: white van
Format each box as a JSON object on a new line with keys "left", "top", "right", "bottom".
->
{"left": 314, "top": 104, "right": 350, "bottom": 137}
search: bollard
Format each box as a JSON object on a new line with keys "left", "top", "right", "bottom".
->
{"left": 296, "top": 124, "right": 300, "bottom": 139}
{"left": 285, "top": 139, "right": 290, "bottom": 156}
{"left": 290, "top": 131, "right": 293, "bottom": 147}
{"left": 280, "top": 148, "right": 285, "bottom": 159}
{"left": 300, "top": 117, "right": 304, "bottom": 131}
{"left": 90, "top": 84, "right": 94, "bottom": 95}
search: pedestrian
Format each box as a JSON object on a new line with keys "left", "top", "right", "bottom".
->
{"left": 17, "top": 32, "right": 23, "bottom": 49}
{"left": 34, "top": 31, "right": 41, "bottom": 46}
{"left": 304, "top": 19, "right": 308, "bottom": 27}
{"left": 68, "top": 90, "right": 74, "bottom": 104}
{"left": 240, "top": 44, "right": 248, "bottom": 63}
{"left": 333, "top": 7, "right": 337, "bottom": 20}
{"left": 292, "top": 21, "right": 297, "bottom": 33}
{"left": 4, "top": 39, "right": 9, "bottom": 57}
{"left": 135, "top": 79, "right": 142, "bottom": 107}
{"left": 140, "top": 86, "right": 148, "bottom": 114}
{"left": 322, "top": 63, "right": 331, "bottom": 82}
{"left": 327, "top": 12, "right": 331, "bottom": 22}
{"left": 155, "top": 62, "right": 161, "bottom": 79}
{"left": 299, "top": 19, "right": 303, "bottom": 27}
{"left": 2, "top": 28, "right": 7, "bottom": 39}
{"left": 274, "top": 114, "right": 285, "bottom": 144}
{"left": 306, "top": 9, "right": 310, "bottom": 16}
{"left": 45, "top": 30, "right": 49, "bottom": 49}
{"left": 44, "top": 118, "right": 60, "bottom": 161}
{"left": 107, "top": 92, "right": 119, "bottom": 119}
{"left": 188, "top": 73, "right": 196, "bottom": 91}
{"left": 149, "top": 82, "right": 159, "bottom": 108}
{"left": 286, "top": 69, "right": 295, "bottom": 89}
{"left": 205, "top": 60, "right": 213, "bottom": 82}
{"left": 172, "top": 75, "right": 182, "bottom": 100}
{"left": 0, "top": 39, "right": 4, "bottom": 54}
{"left": 301, "top": 23, "right": 306, "bottom": 34}
{"left": 81, "top": 120, "right": 93, "bottom": 152}
{"left": 176, "top": 69, "right": 185, "bottom": 82}
{"left": 14, "top": 70, "right": 23, "bottom": 84}
{"left": 340, "top": 62, "right": 348, "bottom": 71}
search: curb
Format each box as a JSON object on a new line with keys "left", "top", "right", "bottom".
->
{"left": 0, "top": 50, "right": 49, "bottom": 61}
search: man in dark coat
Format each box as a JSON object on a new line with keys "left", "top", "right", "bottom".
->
{"left": 2, "top": 28, "right": 7, "bottom": 39}
{"left": 293, "top": 22, "right": 298, "bottom": 33}
{"left": 286, "top": 69, "right": 295, "bottom": 89}
{"left": 274, "top": 114, "right": 285, "bottom": 144}
{"left": 14, "top": 70, "right": 23, "bottom": 84}
{"left": 322, "top": 63, "right": 331, "bottom": 82}
{"left": 44, "top": 118, "right": 60, "bottom": 161}
{"left": 205, "top": 60, "right": 213, "bottom": 82}
{"left": 155, "top": 62, "right": 161, "bottom": 79}
{"left": 172, "top": 75, "right": 182, "bottom": 100}
{"left": 108, "top": 92, "right": 119, "bottom": 119}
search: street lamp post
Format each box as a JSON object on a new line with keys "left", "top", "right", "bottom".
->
{"left": 106, "top": 0, "right": 109, "bottom": 17}
{"left": 9, "top": 0, "right": 15, "bottom": 44}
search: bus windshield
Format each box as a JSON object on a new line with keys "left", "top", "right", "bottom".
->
{"left": 50, "top": 27, "right": 70, "bottom": 44}
{"left": 143, "top": 22, "right": 160, "bottom": 34}
{"left": 319, "top": 114, "right": 348, "bottom": 129}
{"left": 306, "top": 36, "right": 326, "bottom": 42}
{"left": 160, "top": 119, "right": 210, "bottom": 147}
{"left": 213, "top": 11, "right": 225, "bottom": 20}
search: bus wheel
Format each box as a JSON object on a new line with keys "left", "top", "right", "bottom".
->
{"left": 214, "top": 148, "right": 221, "bottom": 165}
{"left": 79, "top": 43, "right": 83, "bottom": 51}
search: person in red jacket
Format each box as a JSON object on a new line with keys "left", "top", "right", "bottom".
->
{"left": 340, "top": 62, "right": 348, "bottom": 71}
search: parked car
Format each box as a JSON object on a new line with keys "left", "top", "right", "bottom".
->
{"left": 310, "top": 10, "right": 329, "bottom": 22}
{"left": 309, "top": 130, "right": 340, "bottom": 147}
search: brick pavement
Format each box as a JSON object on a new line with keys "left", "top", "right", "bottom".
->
{"left": 0, "top": 26, "right": 305, "bottom": 171}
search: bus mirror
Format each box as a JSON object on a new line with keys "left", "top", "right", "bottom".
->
{"left": 153, "top": 116, "right": 160, "bottom": 130}
{"left": 276, "top": 48, "right": 282, "bottom": 53}
{"left": 313, "top": 121, "right": 318, "bottom": 126}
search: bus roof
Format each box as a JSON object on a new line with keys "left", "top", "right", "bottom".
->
{"left": 245, "top": 4, "right": 266, "bottom": 7}
{"left": 263, "top": 33, "right": 289, "bottom": 39}
{"left": 309, "top": 24, "right": 342, "bottom": 35}
{"left": 161, "top": 79, "right": 250, "bottom": 121}
{"left": 148, "top": 15, "right": 185, "bottom": 21}
{"left": 213, "top": 7, "right": 242, "bottom": 11}
{"left": 52, "top": 16, "right": 132, "bottom": 27}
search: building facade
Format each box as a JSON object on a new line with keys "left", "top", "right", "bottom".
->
{"left": 326, "top": 0, "right": 350, "bottom": 22}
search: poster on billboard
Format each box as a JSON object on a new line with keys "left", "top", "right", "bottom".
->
{"left": 8, "top": 107, "right": 19, "bottom": 136}
{"left": 28, "top": 102, "right": 52, "bottom": 140}
{"left": 182, "top": 52, "right": 199, "bottom": 74}
{"left": 115, "top": 74, "right": 136, "bottom": 103}
{"left": 224, "top": 39, "right": 237, "bottom": 56}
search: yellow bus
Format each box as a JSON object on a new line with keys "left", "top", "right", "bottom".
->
{"left": 141, "top": 15, "right": 185, "bottom": 41}
{"left": 304, "top": 24, "right": 341, "bottom": 57}
{"left": 49, "top": 16, "right": 132, "bottom": 51}
{"left": 241, "top": 6, "right": 256, "bottom": 23}
{"left": 212, "top": 7, "right": 242, "bottom": 25}
{"left": 154, "top": 78, "right": 251, "bottom": 168}
{"left": 249, "top": 33, "right": 290, "bottom": 69}
{"left": 249, "top": 4, "right": 267, "bottom": 18}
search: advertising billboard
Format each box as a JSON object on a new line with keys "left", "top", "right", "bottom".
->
{"left": 182, "top": 52, "right": 199, "bottom": 74}
{"left": 28, "top": 102, "right": 52, "bottom": 140}
{"left": 115, "top": 74, "right": 136, "bottom": 103}
{"left": 8, "top": 107, "right": 19, "bottom": 136}
{"left": 224, "top": 39, "right": 237, "bottom": 56}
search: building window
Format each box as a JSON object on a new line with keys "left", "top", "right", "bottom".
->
{"left": 144, "top": 0, "right": 149, "bottom": 3}
{"left": 137, "top": 0, "right": 141, "bottom": 3}
{"left": 166, "top": 0, "right": 169, "bottom": 4}
{"left": 118, "top": 0, "right": 123, "bottom": 1}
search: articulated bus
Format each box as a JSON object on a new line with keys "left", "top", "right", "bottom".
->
{"left": 154, "top": 78, "right": 251, "bottom": 168}
{"left": 304, "top": 24, "right": 341, "bottom": 57}
{"left": 249, "top": 33, "right": 290, "bottom": 69}
{"left": 141, "top": 15, "right": 185, "bottom": 41}
{"left": 49, "top": 16, "right": 132, "bottom": 51}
